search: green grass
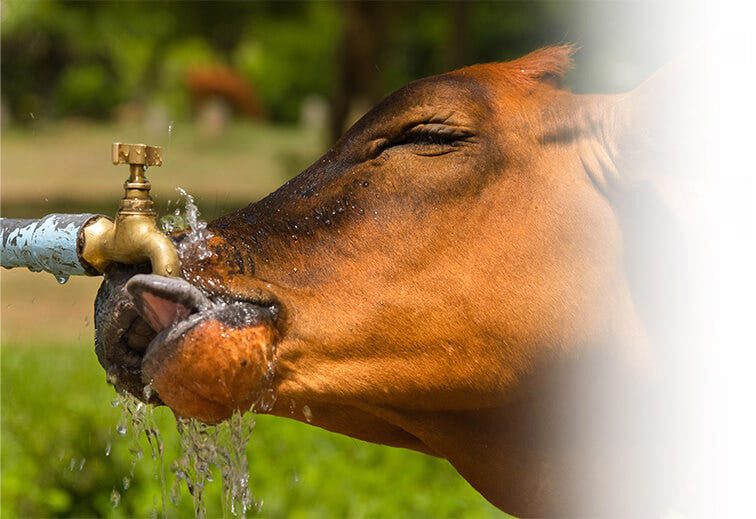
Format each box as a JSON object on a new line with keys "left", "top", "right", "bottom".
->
{"left": 1, "top": 343, "right": 504, "bottom": 518}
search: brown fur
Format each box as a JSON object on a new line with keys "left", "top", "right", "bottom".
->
{"left": 99, "top": 47, "right": 676, "bottom": 516}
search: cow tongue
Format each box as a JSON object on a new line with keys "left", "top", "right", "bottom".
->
{"left": 126, "top": 274, "right": 213, "bottom": 332}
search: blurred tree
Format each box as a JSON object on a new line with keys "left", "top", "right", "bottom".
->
{"left": 1, "top": 1, "right": 668, "bottom": 128}
{"left": 233, "top": 2, "right": 339, "bottom": 123}
{"left": 329, "top": 1, "right": 389, "bottom": 143}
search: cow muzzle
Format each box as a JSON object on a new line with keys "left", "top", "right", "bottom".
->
{"left": 94, "top": 269, "right": 278, "bottom": 424}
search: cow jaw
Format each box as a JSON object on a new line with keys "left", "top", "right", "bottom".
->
{"left": 96, "top": 273, "right": 278, "bottom": 424}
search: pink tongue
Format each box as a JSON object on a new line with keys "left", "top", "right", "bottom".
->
{"left": 140, "top": 292, "right": 192, "bottom": 332}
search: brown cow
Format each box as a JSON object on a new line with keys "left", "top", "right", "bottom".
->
{"left": 95, "top": 46, "right": 688, "bottom": 516}
{"left": 185, "top": 65, "right": 264, "bottom": 119}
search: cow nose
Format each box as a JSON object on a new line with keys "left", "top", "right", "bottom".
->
{"left": 126, "top": 274, "right": 213, "bottom": 333}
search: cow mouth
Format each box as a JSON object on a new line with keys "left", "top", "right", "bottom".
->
{"left": 94, "top": 268, "right": 279, "bottom": 405}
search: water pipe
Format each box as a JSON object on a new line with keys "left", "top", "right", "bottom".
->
{"left": 0, "top": 143, "right": 180, "bottom": 278}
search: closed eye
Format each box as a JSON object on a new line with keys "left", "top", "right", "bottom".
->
{"left": 380, "top": 123, "right": 475, "bottom": 156}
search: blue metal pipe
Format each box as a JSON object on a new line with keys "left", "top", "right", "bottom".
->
{"left": 1, "top": 214, "right": 102, "bottom": 277}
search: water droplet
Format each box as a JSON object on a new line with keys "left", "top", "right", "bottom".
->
{"left": 168, "top": 120, "right": 174, "bottom": 138}
{"left": 258, "top": 388, "right": 277, "bottom": 412}
{"left": 55, "top": 274, "right": 69, "bottom": 285}
{"left": 105, "top": 443, "right": 112, "bottom": 456}
{"left": 79, "top": 458, "right": 86, "bottom": 471}
{"left": 302, "top": 405, "right": 313, "bottom": 423}
{"left": 116, "top": 424, "right": 128, "bottom": 436}
{"left": 29, "top": 112, "right": 35, "bottom": 119}
{"left": 111, "top": 489, "right": 121, "bottom": 507}
{"left": 122, "top": 477, "right": 131, "bottom": 490}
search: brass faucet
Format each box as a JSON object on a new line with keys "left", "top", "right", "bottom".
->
{"left": 79, "top": 143, "right": 180, "bottom": 277}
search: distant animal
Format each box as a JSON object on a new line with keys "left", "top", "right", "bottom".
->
{"left": 185, "top": 65, "right": 264, "bottom": 119}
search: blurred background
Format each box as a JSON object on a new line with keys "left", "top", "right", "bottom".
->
{"left": 1, "top": 1, "right": 686, "bottom": 517}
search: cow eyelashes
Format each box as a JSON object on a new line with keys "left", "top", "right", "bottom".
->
{"left": 401, "top": 124, "right": 472, "bottom": 145}
{"left": 378, "top": 123, "right": 474, "bottom": 156}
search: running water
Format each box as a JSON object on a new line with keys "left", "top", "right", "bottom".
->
{"left": 111, "top": 192, "right": 265, "bottom": 517}
{"left": 112, "top": 388, "right": 168, "bottom": 517}
{"left": 171, "top": 413, "right": 257, "bottom": 518}
{"left": 160, "top": 187, "right": 213, "bottom": 261}
{"left": 113, "top": 391, "right": 259, "bottom": 518}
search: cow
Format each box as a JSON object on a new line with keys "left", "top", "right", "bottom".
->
{"left": 95, "top": 45, "right": 690, "bottom": 516}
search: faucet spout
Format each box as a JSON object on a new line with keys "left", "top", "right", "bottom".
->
{"left": 141, "top": 229, "right": 180, "bottom": 277}
{"left": 80, "top": 214, "right": 180, "bottom": 277}
{"left": 78, "top": 143, "right": 181, "bottom": 277}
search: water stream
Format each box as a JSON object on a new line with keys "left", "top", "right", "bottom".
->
{"left": 111, "top": 189, "right": 261, "bottom": 518}
{"left": 112, "top": 390, "right": 258, "bottom": 518}
{"left": 111, "top": 388, "right": 167, "bottom": 516}
{"left": 171, "top": 412, "right": 257, "bottom": 518}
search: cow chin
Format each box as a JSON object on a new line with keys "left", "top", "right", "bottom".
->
{"left": 94, "top": 269, "right": 278, "bottom": 424}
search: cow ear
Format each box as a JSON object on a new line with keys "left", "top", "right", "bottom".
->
{"left": 509, "top": 44, "right": 577, "bottom": 87}
{"left": 605, "top": 51, "right": 704, "bottom": 183}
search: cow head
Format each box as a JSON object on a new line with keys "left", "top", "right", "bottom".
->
{"left": 95, "top": 46, "right": 681, "bottom": 515}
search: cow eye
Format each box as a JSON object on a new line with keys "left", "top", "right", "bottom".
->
{"left": 381, "top": 123, "right": 473, "bottom": 157}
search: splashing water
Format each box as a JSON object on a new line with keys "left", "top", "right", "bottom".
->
{"left": 112, "top": 188, "right": 267, "bottom": 517}
{"left": 113, "top": 388, "right": 261, "bottom": 518}
{"left": 171, "top": 412, "right": 257, "bottom": 518}
{"left": 160, "top": 188, "right": 213, "bottom": 261}
{"left": 112, "top": 389, "right": 168, "bottom": 517}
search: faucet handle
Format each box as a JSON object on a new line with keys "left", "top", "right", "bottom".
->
{"left": 112, "top": 143, "right": 162, "bottom": 167}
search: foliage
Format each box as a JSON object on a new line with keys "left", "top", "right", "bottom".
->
{"left": 233, "top": 3, "right": 339, "bottom": 122}
{"left": 1, "top": 344, "right": 505, "bottom": 518}
{"left": 0, "top": 0, "right": 575, "bottom": 124}
{"left": 54, "top": 64, "right": 120, "bottom": 118}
